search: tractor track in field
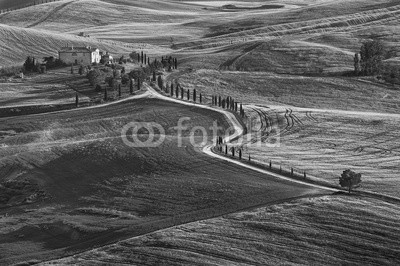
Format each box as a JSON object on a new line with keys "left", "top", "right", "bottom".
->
{"left": 26, "top": 0, "right": 76, "bottom": 28}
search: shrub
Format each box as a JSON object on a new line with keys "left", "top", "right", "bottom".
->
{"left": 121, "top": 74, "right": 130, "bottom": 85}
{"left": 43, "top": 56, "right": 66, "bottom": 69}
{"left": 87, "top": 69, "right": 104, "bottom": 86}
{"left": 105, "top": 77, "right": 118, "bottom": 89}
{"left": 95, "top": 84, "right": 102, "bottom": 92}
{"left": 0, "top": 66, "right": 23, "bottom": 77}
{"left": 129, "top": 51, "right": 138, "bottom": 60}
{"left": 382, "top": 65, "right": 400, "bottom": 85}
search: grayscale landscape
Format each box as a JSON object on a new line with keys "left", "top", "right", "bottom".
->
{"left": 0, "top": 0, "right": 399, "bottom": 265}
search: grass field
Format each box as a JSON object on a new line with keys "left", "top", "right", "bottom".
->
{"left": 43, "top": 195, "right": 400, "bottom": 265}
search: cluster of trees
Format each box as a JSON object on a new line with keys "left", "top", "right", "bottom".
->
{"left": 161, "top": 56, "right": 178, "bottom": 71}
{"left": 23, "top": 56, "right": 40, "bottom": 72}
{"left": 211, "top": 95, "right": 244, "bottom": 116}
{"left": 130, "top": 51, "right": 151, "bottom": 65}
{"left": 128, "top": 51, "right": 178, "bottom": 71}
{"left": 354, "top": 40, "right": 385, "bottom": 76}
{"left": 354, "top": 40, "right": 399, "bottom": 86}
{"left": 22, "top": 56, "right": 66, "bottom": 74}
{"left": 43, "top": 56, "right": 66, "bottom": 69}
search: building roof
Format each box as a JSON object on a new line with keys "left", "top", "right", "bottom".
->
{"left": 59, "top": 46, "right": 98, "bottom": 53}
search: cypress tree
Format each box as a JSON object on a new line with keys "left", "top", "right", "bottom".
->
{"left": 231, "top": 147, "right": 235, "bottom": 157}
{"left": 157, "top": 75, "right": 163, "bottom": 89}
{"left": 176, "top": 85, "right": 179, "bottom": 98}
{"left": 141, "top": 51, "right": 143, "bottom": 64}
{"left": 79, "top": 65, "right": 84, "bottom": 75}
{"left": 118, "top": 83, "right": 122, "bottom": 97}
{"left": 226, "top": 97, "right": 230, "bottom": 109}
{"left": 239, "top": 149, "right": 242, "bottom": 159}
{"left": 235, "top": 102, "right": 238, "bottom": 112}
{"left": 225, "top": 145, "right": 228, "bottom": 155}
{"left": 181, "top": 87, "right": 184, "bottom": 99}
{"left": 137, "top": 53, "right": 140, "bottom": 63}
{"left": 218, "top": 96, "right": 221, "bottom": 107}
{"left": 130, "top": 79, "right": 133, "bottom": 94}
{"left": 137, "top": 78, "right": 141, "bottom": 90}
{"left": 200, "top": 93, "right": 202, "bottom": 103}
{"left": 144, "top": 54, "right": 147, "bottom": 64}
{"left": 170, "top": 83, "right": 174, "bottom": 95}
{"left": 75, "top": 92, "right": 79, "bottom": 107}
{"left": 193, "top": 89, "right": 196, "bottom": 102}
{"left": 153, "top": 71, "right": 156, "bottom": 81}
{"left": 187, "top": 89, "right": 189, "bottom": 100}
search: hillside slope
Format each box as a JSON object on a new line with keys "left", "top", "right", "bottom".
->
{"left": 0, "top": 0, "right": 201, "bottom": 32}
{"left": 0, "top": 24, "right": 134, "bottom": 66}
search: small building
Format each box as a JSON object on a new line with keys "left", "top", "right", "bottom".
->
{"left": 101, "top": 51, "right": 114, "bottom": 64}
{"left": 59, "top": 46, "right": 101, "bottom": 65}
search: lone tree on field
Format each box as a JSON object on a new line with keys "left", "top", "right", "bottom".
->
{"left": 359, "top": 40, "right": 385, "bottom": 75}
{"left": 339, "top": 169, "right": 361, "bottom": 193}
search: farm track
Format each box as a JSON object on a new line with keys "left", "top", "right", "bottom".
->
{"left": 26, "top": 0, "right": 76, "bottom": 28}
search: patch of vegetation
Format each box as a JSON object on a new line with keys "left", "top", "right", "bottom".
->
{"left": 0, "top": 66, "right": 23, "bottom": 78}
{"left": 221, "top": 4, "right": 284, "bottom": 10}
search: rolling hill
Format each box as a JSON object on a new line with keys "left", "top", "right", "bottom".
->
{"left": 0, "top": 24, "right": 135, "bottom": 66}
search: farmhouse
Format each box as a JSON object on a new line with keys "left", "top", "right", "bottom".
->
{"left": 59, "top": 46, "right": 101, "bottom": 65}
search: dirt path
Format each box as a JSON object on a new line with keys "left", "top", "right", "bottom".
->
{"left": 145, "top": 85, "right": 338, "bottom": 192}
{"left": 26, "top": 0, "right": 76, "bottom": 28}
